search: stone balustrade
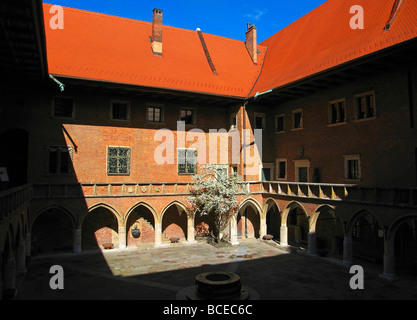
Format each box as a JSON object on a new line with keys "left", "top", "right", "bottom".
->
{"left": 31, "top": 181, "right": 417, "bottom": 209}
{"left": 0, "top": 184, "right": 33, "bottom": 222}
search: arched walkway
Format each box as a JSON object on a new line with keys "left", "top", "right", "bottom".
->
{"left": 310, "top": 205, "right": 344, "bottom": 257}
{"left": 385, "top": 215, "right": 417, "bottom": 278}
{"left": 161, "top": 201, "right": 189, "bottom": 243}
{"left": 344, "top": 209, "right": 384, "bottom": 269}
{"left": 264, "top": 199, "right": 280, "bottom": 241}
{"left": 31, "top": 207, "right": 75, "bottom": 255}
{"left": 282, "top": 202, "right": 309, "bottom": 247}
{"left": 125, "top": 203, "right": 157, "bottom": 247}
{"left": 82, "top": 205, "right": 119, "bottom": 250}
{"left": 237, "top": 198, "right": 262, "bottom": 240}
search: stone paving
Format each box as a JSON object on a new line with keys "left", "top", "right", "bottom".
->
{"left": 14, "top": 239, "right": 417, "bottom": 300}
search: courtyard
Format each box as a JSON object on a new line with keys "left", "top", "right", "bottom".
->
{"left": 14, "top": 239, "right": 417, "bottom": 300}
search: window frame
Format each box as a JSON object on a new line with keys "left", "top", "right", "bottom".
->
{"left": 327, "top": 98, "right": 347, "bottom": 126}
{"left": 107, "top": 146, "right": 131, "bottom": 176}
{"left": 344, "top": 154, "right": 361, "bottom": 181}
{"left": 110, "top": 100, "right": 130, "bottom": 121}
{"left": 254, "top": 112, "right": 266, "bottom": 130}
{"left": 275, "top": 114, "right": 285, "bottom": 133}
{"left": 177, "top": 148, "right": 198, "bottom": 175}
{"left": 146, "top": 104, "right": 164, "bottom": 123}
{"left": 53, "top": 97, "right": 75, "bottom": 119}
{"left": 276, "top": 158, "right": 287, "bottom": 181}
{"left": 294, "top": 159, "right": 310, "bottom": 182}
{"left": 45, "top": 145, "right": 74, "bottom": 175}
{"left": 354, "top": 90, "right": 376, "bottom": 121}
{"left": 292, "top": 108, "right": 303, "bottom": 130}
{"left": 179, "top": 107, "right": 196, "bottom": 126}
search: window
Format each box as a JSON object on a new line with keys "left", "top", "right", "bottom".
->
{"left": 254, "top": 113, "right": 265, "bottom": 130}
{"left": 328, "top": 99, "right": 346, "bottom": 124}
{"left": 180, "top": 108, "right": 195, "bottom": 125}
{"left": 147, "top": 106, "right": 163, "bottom": 122}
{"left": 213, "top": 164, "right": 228, "bottom": 179}
{"left": 275, "top": 114, "right": 285, "bottom": 132}
{"left": 230, "top": 113, "right": 238, "bottom": 130}
{"left": 177, "top": 148, "right": 197, "bottom": 174}
{"left": 292, "top": 109, "right": 303, "bottom": 129}
{"left": 276, "top": 159, "right": 287, "bottom": 180}
{"left": 54, "top": 97, "right": 74, "bottom": 118}
{"left": 344, "top": 154, "right": 361, "bottom": 180}
{"left": 111, "top": 101, "right": 129, "bottom": 120}
{"left": 294, "top": 159, "right": 310, "bottom": 182}
{"left": 261, "top": 163, "right": 274, "bottom": 181}
{"left": 107, "top": 147, "right": 131, "bottom": 175}
{"left": 355, "top": 91, "right": 376, "bottom": 120}
{"left": 231, "top": 165, "right": 238, "bottom": 176}
{"left": 46, "top": 146, "right": 73, "bottom": 174}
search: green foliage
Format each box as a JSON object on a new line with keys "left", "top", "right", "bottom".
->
{"left": 187, "top": 165, "right": 247, "bottom": 242}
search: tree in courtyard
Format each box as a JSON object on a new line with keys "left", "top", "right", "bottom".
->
{"left": 187, "top": 164, "right": 246, "bottom": 243}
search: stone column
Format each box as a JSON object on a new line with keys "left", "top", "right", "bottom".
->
{"left": 3, "top": 258, "right": 16, "bottom": 298}
{"left": 187, "top": 216, "right": 196, "bottom": 243}
{"left": 280, "top": 225, "right": 288, "bottom": 246}
{"left": 307, "top": 231, "right": 317, "bottom": 255}
{"left": 118, "top": 227, "right": 126, "bottom": 249}
{"left": 229, "top": 217, "right": 239, "bottom": 245}
{"left": 154, "top": 220, "right": 163, "bottom": 246}
{"left": 25, "top": 232, "right": 31, "bottom": 258}
{"left": 16, "top": 242, "right": 26, "bottom": 272}
{"left": 343, "top": 236, "right": 353, "bottom": 266}
{"left": 260, "top": 215, "right": 267, "bottom": 239}
{"left": 381, "top": 237, "right": 396, "bottom": 280}
{"left": 73, "top": 227, "right": 82, "bottom": 254}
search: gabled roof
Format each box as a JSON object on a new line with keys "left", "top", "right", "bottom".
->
{"left": 43, "top": 1, "right": 417, "bottom": 100}
{"left": 250, "top": 0, "right": 417, "bottom": 96}
{"left": 43, "top": 3, "right": 266, "bottom": 98}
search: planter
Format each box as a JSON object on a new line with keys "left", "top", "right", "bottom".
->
{"left": 263, "top": 234, "right": 274, "bottom": 241}
{"left": 169, "top": 237, "right": 180, "bottom": 243}
{"left": 317, "top": 249, "right": 329, "bottom": 257}
{"left": 131, "top": 228, "right": 141, "bottom": 238}
{"left": 102, "top": 243, "right": 114, "bottom": 250}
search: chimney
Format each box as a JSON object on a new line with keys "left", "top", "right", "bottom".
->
{"left": 245, "top": 23, "right": 257, "bottom": 64}
{"left": 151, "top": 8, "right": 163, "bottom": 56}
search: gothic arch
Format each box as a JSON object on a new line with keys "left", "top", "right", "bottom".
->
{"left": 125, "top": 202, "right": 158, "bottom": 225}
{"left": 31, "top": 204, "right": 76, "bottom": 230}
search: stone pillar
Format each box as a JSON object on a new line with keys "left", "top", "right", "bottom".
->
{"left": 343, "top": 236, "right": 353, "bottom": 266}
{"left": 16, "top": 242, "right": 26, "bottom": 272}
{"left": 229, "top": 217, "right": 239, "bottom": 245}
{"left": 381, "top": 238, "right": 396, "bottom": 280}
{"left": 187, "top": 216, "right": 196, "bottom": 243}
{"left": 118, "top": 227, "right": 126, "bottom": 249}
{"left": 280, "top": 225, "right": 288, "bottom": 246}
{"left": 3, "top": 258, "right": 16, "bottom": 299}
{"left": 73, "top": 227, "right": 82, "bottom": 254}
{"left": 260, "top": 215, "right": 267, "bottom": 239}
{"left": 155, "top": 221, "right": 163, "bottom": 246}
{"left": 308, "top": 231, "right": 317, "bottom": 255}
{"left": 25, "top": 233, "right": 31, "bottom": 258}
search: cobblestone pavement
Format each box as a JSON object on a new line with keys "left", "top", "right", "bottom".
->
{"left": 14, "top": 239, "right": 417, "bottom": 300}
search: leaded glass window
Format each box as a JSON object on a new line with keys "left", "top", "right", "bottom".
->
{"left": 107, "top": 147, "right": 131, "bottom": 175}
{"left": 177, "top": 148, "right": 197, "bottom": 174}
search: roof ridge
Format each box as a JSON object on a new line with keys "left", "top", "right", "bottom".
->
{"left": 43, "top": 3, "right": 253, "bottom": 44}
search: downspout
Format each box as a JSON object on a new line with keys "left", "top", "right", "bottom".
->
{"left": 49, "top": 74, "right": 65, "bottom": 92}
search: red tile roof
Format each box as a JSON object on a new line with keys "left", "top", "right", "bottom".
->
{"left": 43, "top": 3, "right": 266, "bottom": 98}
{"left": 43, "top": 1, "right": 417, "bottom": 99}
{"left": 250, "top": 0, "right": 417, "bottom": 96}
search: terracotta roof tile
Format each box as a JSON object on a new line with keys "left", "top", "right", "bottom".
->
{"left": 43, "top": 3, "right": 266, "bottom": 98}
{"left": 250, "top": 0, "right": 417, "bottom": 96}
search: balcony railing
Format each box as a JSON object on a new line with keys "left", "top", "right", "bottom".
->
{"left": 32, "top": 181, "right": 417, "bottom": 208}
{"left": 262, "top": 181, "right": 417, "bottom": 208}
{"left": 0, "top": 184, "right": 33, "bottom": 222}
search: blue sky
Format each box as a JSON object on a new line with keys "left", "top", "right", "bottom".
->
{"left": 45, "top": 0, "right": 327, "bottom": 43}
